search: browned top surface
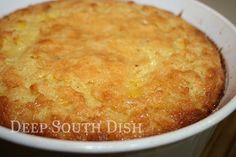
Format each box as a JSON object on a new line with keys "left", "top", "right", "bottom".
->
{"left": 0, "top": 0, "right": 225, "bottom": 140}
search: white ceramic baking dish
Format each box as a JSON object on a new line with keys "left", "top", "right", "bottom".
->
{"left": 0, "top": 0, "right": 236, "bottom": 156}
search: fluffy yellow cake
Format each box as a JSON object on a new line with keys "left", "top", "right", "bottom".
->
{"left": 0, "top": 0, "right": 225, "bottom": 140}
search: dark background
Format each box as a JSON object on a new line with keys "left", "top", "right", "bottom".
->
{"left": 0, "top": 0, "right": 236, "bottom": 157}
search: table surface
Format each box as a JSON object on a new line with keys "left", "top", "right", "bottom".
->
{"left": 200, "top": 111, "right": 236, "bottom": 157}
{"left": 201, "top": 0, "right": 236, "bottom": 25}
{"left": 0, "top": 0, "right": 236, "bottom": 157}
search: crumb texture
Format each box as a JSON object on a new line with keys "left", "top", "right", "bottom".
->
{"left": 0, "top": 0, "right": 225, "bottom": 140}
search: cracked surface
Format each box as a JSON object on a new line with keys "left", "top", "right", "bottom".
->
{"left": 0, "top": 0, "right": 225, "bottom": 140}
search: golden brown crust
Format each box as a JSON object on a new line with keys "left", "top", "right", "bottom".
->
{"left": 0, "top": 0, "right": 225, "bottom": 140}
